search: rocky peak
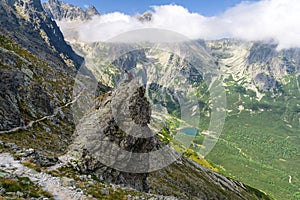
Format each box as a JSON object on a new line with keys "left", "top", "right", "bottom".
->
{"left": 137, "top": 11, "right": 152, "bottom": 22}
{"left": 67, "top": 79, "right": 161, "bottom": 191}
{"left": 42, "top": 0, "right": 100, "bottom": 21}
{"left": 85, "top": 5, "right": 99, "bottom": 17}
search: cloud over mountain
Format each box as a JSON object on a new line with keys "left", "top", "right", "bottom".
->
{"left": 57, "top": 0, "right": 300, "bottom": 49}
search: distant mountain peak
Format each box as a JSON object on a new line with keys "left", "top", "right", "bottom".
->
{"left": 85, "top": 5, "right": 99, "bottom": 17}
{"left": 137, "top": 11, "right": 153, "bottom": 22}
{"left": 42, "top": 0, "right": 100, "bottom": 21}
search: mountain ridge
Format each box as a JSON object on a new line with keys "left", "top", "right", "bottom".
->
{"left": 42, "top": 0, "right": 100, "bottom": 21}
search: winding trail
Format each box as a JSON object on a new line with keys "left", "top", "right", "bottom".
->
{"left": 0, "top": 89, "right": 84, "bottom": 135}
{"left": 0, "top": 153, "right": 87, "bottom": 200}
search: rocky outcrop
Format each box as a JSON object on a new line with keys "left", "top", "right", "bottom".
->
{"left": 68, "top": 80, "right": 163, "bottom": 191}
{"left": 42, "top": 0, "right": 100, "bottom": 21}
{"left": 254, "top": 73, "right": 278, "bottom": 91}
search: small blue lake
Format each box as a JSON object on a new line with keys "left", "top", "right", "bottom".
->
{"left": 178, "top": 127, "right": 198, "bottom": 136}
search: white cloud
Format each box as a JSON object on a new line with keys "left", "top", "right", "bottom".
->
{"left": 79, "top": 12, "right": 144, "bottom": 42}
{"left": 57, "top": 0, "right": 300, "bottom": 49}
{"left": 150, "top": 5, "right": 213, "bottom": 39}
{"left": 219, "top": 0, "right": 300, "bottom": 49}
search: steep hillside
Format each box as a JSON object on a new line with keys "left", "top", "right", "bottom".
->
{"left": 0, "top": 0, "right": 86, "bottom": 159}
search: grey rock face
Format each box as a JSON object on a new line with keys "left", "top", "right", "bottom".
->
{"left": 42, "top": 0, "right": 100, "bottom": 21}
{"left": 254, "top": 73, "right": 278, "bottom": 91}
{"left": 112, "top": 49, "right": 147, "bottom": 71}
{"left": 129, "top": 86, "right": 151, "bottom": 125}
{"left": 248, "top": 42, "right": 277, "bottom": 64}
{"left": 207, "top": 39, "right": 300, "bottom": 93}
{"left": 68, "top": 80, "right": 162, "bottom": 191}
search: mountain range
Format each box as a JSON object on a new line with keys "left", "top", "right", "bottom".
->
{"left": 43, "top": 1, "right": 300, "bottom": 199}
{"left": 0, "top": 0, "right": 299, "bottom": 199}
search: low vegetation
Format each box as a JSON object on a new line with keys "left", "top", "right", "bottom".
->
{"left": 0, "top": 170, "right": 53, "bottom": 199}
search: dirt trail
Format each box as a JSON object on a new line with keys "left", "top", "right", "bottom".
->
{"left": 0, "top": 89, "right": 84, "bottom": 135}
{"left": 0, "top": 153, "right": 88, "bottom": 200}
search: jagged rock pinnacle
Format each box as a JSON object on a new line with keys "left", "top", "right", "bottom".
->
{"left": 67, "top": 79, "right": 162, "bottom": 191}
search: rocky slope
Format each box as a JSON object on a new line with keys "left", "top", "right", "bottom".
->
{"left": 0, "top": 0, "right": 86, "bottom": 156}
{"left": 206, "top": 39, "right": 300, "bottom": 96}
{"left": 41, "top": 2, "right": 300, "bottom": 198}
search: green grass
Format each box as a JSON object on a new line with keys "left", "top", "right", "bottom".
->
{"left": 203, "top": 75, "right": 300, "bottom": 200}
{"left": 206, "top": 111, "right": 300, "bottom": 200}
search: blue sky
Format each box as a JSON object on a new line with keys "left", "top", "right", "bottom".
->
{"left": 60, "top": 0, "right": 259, "bottom": 16}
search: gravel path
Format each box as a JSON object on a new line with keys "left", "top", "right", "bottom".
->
{"left": 0, "top": 153, "right": 87, "bottom": 200}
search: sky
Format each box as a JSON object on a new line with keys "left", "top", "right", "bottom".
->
{"left": 55, "top": 0, "right": 300, "bottom": 49}
{"left": 60, "top": 0, "right": 259, "bottom": 16}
